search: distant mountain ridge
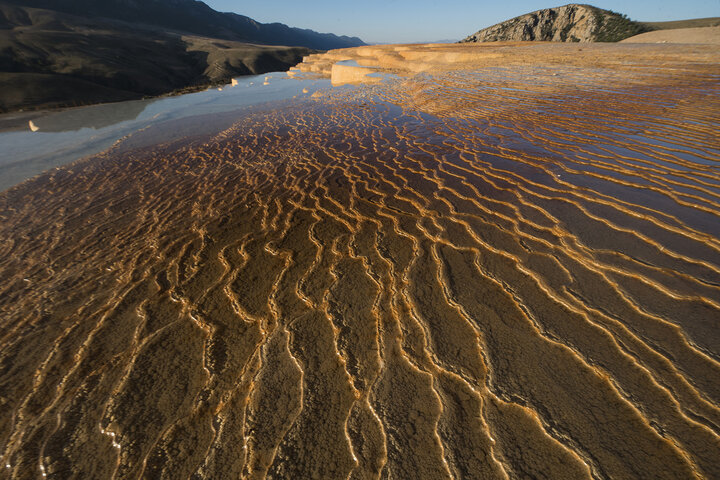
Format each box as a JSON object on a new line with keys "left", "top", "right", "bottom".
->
{"left": 2, "top": 0, "right": 365, "bottom": 49}
{"left": 461, "top": 4, "right": 652, "bottom": 43}
{"left": 0, "top": 2, "right": 320, "bottom": 112}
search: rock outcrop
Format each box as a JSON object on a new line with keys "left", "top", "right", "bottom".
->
{"left": 461, "top": 4, "right": 651, "bottom": 43}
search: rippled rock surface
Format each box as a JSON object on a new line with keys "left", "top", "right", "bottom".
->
{"left": 1, "top": 43, "right": 719, "bottom": 479}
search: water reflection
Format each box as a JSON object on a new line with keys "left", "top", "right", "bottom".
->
{"left": 0, "top": 73, "right": 330, "bottom": 192}
{"left": 2, "top": 99, "right": 154, "bottom": 133}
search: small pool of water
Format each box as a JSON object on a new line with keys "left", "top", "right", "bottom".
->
{"left": 0, "top": 73, "right": 331, "bottom": 192}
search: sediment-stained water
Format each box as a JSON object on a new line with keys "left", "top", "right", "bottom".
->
{"left": 0, "top": 43, "right": 719, "bottom": 479}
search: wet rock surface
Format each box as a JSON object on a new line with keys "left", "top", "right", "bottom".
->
{"left": 1, "top": 43, "right": 719, "bottom": 478}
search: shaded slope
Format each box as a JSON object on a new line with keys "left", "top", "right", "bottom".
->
{"left": 2, "top": 0, "right": 365, "bottom": 50}
{"left": 0, "top": 4, "right": 313, "bottom": 112}
{"left": 621, "top": 26, "right": 720, "bottom": 44}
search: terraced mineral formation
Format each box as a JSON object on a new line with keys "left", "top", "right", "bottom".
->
{"left": 1, "top": 42, "right": 719, "bottom": 479}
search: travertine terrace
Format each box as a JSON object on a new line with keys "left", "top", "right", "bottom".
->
{"left": 1, "top": 42, "right": 719, "bottom": 478}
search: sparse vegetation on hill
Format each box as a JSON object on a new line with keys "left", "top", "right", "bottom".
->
{"left": 589, "top": 7, "right": 652, "bottom": 42}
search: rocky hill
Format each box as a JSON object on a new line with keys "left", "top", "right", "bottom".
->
{"left": 461, "top": 4, "right": 652, "bottom": 43}
{"left": 2, "top": 0, "right": 365, "bottom": 50}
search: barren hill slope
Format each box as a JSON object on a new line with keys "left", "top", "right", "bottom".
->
{"left": 2, "top": 0, "right": 365, "bottom": 50}
{"left": 622, "top": 25, "right": 720, "bottom": 44}
{"left": 0, "top": 4, "right": 314, "bottom": 112}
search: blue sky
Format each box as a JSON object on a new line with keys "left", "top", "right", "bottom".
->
{"left": 204, "top": 0, "right": 719, "bottom": 43}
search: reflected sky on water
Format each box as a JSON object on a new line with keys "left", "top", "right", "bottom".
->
{"left": 0, "top": 73, "right": 330, "bottom": 192}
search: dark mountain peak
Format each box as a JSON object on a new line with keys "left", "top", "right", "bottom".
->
{"left": 1, "top": 0, "right": 365, "bottom": 49}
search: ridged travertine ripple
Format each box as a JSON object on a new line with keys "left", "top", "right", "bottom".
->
{"left": 1, "top": 43, "right": 719, "bottom": 479}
